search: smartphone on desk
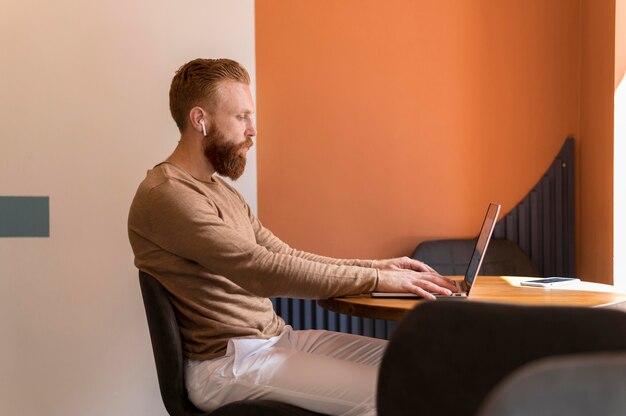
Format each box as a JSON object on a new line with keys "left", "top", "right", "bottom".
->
{"left": 520, "top": 277, "right": 580, "bottom": 287}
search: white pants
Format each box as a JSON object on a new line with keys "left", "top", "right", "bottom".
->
{"left": 185, "top": 326, "right": 387, "bottom": 415}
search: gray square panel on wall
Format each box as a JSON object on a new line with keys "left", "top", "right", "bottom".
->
{"left": 0, "top": 196, "right": 50, "bottom": 237}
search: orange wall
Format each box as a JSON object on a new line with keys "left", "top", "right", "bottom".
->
{"left": 578, "top": 0, "right": 616, "bottom": 283}
{"left": 256, "top": 0, "right": 615, "bottom": 281}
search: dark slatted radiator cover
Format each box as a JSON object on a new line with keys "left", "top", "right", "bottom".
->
{"left": 273, "top": 138, "right": 575, "bottom": 339}
{"left": 271, "top": 297, "right": 395, "bottom": 339}
{"left": 493, "top": 138, "right": 575, "bottom": 277}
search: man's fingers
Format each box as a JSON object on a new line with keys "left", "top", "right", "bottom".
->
{"left": 404, "top": 258, "right": 440, "bottom": 275}
{"left": 425, "top": 264, "right": 438, "bottom": 273}
{"left": 412, "top": 279, "right": 453, "bottom": 296}
{"left": 401, "top": 281, "right": 437, "bottom": 300}
{"left": 377, "top": 269, "right": 460, "bottom": 296}
{"left": 431, "top": 276, "right": 461, "bottom": 292}
{"left": 381, "top": 257, "right": 442, "bottom": 278}
{"left": 412, "top": 272, "right": 458, "bottom": 292}
{"left": 416, "top": 261, "right": 441, "bottom": 276}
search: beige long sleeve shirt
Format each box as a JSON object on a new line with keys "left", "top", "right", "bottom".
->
{"left": 128, "top": 163, "right": 378, "bottom": 360}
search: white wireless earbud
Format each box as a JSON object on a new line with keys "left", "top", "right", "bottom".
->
{"left": 200, "top": 119, "right": 207, "bottom": 137}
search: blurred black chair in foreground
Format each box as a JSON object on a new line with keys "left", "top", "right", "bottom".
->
{"left": 377, "top": 301, "right": 626, "bottom": 416}
{"left": 477, "top": 351, "right": 626, "bottom": 416}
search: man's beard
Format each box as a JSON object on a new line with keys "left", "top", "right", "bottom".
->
{"left": 203, "top": 123, "right": 254, "bottom": 180}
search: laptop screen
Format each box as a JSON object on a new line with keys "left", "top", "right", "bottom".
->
{"left": 464, "top": 203, "right": 501, "bottom": 292}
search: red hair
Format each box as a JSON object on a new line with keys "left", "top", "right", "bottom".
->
{"left": 169, "top": 58, "right": 250, "bottom": 132}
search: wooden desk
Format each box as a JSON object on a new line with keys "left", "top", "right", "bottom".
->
{"left": 317, "top": 276, "right": 626, "bottom": 321}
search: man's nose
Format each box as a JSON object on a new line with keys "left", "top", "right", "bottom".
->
{"left": 246, "top": 121, "right": 257, "bottom": 138}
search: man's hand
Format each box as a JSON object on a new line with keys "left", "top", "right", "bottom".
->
{"left": 373, "top": 257, "right": 459, "bottom": 299}
{"left": 373, "top": 256, "right": 438, "bottom": 273}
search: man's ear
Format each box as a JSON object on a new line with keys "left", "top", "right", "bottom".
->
{"left": 189, "top": 107, "right": 208, "bottom": 136}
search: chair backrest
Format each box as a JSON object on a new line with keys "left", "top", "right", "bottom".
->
{"left": 411, "top": 238, "right": 539, "bottom": 276}
{"left": 477, "top": 352, "right": 626, "bottom": 416}
{"left": 138, "top": 271, "right": 209, "bottom": 416}
{"left": 377, "top": 301, "right": 626, "bottom": 416}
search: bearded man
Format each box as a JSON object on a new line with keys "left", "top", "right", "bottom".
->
{"left": 128, "top": 58, "right": 457, "bottom": 415}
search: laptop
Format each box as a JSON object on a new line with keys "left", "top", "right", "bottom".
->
{"left": 371, "top": 203, "right": 501, "bottom": 299}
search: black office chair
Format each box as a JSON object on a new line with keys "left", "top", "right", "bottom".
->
{"left": 138, "top": 271, "right": 326, "bottom": 416}
{"left": 477, "top": 351, "right": 626, "bottom": 416}
{"left": 376, "top": 301, "right": 626, "bottom": 416}
{"left": 411, "top": 238, "right": 540, "bottom": 276}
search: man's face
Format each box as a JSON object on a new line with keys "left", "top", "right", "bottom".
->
{"left": 203, "top": 123, "right": 253, "bottom": 180}
{"left": 203, "top": 81, "right": 256, "bottom": 180}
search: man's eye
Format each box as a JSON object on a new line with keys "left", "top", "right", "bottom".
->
{"left": 239, "top": 115, "right": 255, "bottom": 123}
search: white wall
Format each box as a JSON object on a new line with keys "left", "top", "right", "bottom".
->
{"left": 615, "top": 80, "right": 626, "bottom": 291}
{"left": 615, "top": 0, "right": 626, "bottom": 291}
{"left": 0, "top": 1, "right": 256, "bottom": 414}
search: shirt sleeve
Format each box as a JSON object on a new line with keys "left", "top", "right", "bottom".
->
{"left": 144, "top": 179, "right": 378, "bottom": 299}
{"left": 250, "top": 212, "right": 376, "bottom": 268}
